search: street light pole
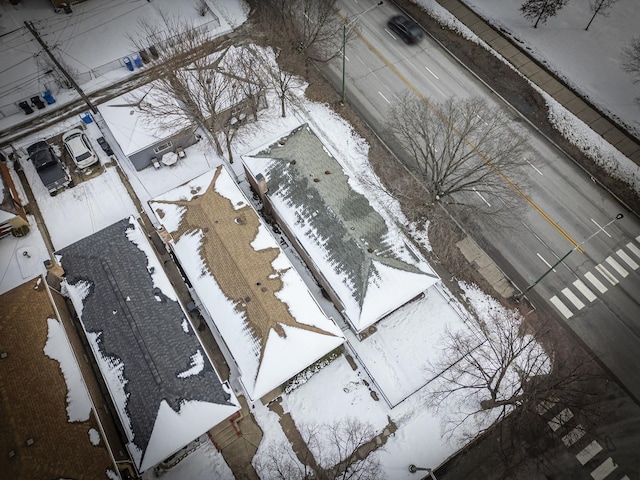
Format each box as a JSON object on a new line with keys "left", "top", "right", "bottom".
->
{"left": 341, "top": 1, "right": 383, "bottom": 104}
{"left": 517, "top": 213, "right": 624, "bottom": 299}
{"left": 409, "top": 464, "right": 438, "bottom": 479}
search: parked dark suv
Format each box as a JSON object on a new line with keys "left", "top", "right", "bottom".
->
{"left": 27, "top": 141, "right": 72, "bottom": 195}
{"left": 387, "top": 15, "right": 423, "bottom": 44}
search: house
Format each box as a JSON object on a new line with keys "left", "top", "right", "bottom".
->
{"left": 0, "top": 157, "right": 29, "bottom": 239}
{"left": 242, "top": 124, "right": 440, "bottom": 334}
{"left": 99, "top": 46, "right": 266, "bottom": 171}
{"left": 98, "top": 85, "right": 198, "bottom": 171}
{"left": 149, "top": 165, "right": 345, "bottom": 402}
{"left": 0, "top": 277, "right": 120, "bottom": 480}
{"left": 56, "top": 217, "right": 239, "bottom": 474}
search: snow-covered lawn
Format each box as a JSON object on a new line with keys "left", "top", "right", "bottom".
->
{"left": 0, "top": 215, "right": 49, "bottom": 295}
{"left": 454, "top": 0, "right": 640, "bottom": 136}
{"left": 345, "top": 286, "right": 468, "bottom": 406}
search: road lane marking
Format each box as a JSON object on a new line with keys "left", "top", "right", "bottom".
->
{"left": 344, "top": 23, "right": 581, "bottom": 251}
{"left": 536, "top": 253, "right": 556, "bottom": 271}
{"left": 591, "top": 218, "right": 612, "bottom": 238}
{"left": 585, "top": 272, "right": 607, "bottom": 293}
{"left": 424, "top": 65, "right": 439, "bottom": 79}
{"left": 548, "top": 408, "right": 574, "bottom": 431}
{"left": 562, "top": 288, "right": 585, "bottom": 310}
{"left": 526, "top": 160, "right": 544, "bottom": 175}
{"left": 573, "top": 279, "right": 596, "bottom": 302}
{"left": 562, "top": 425, "right": 586, "bottom": 447}
{"left": 576, "top": 440, "right": 602, "bottom": 465}
{"left": 637, "top": 234, "right": 640, "bottom": 243}
{"left": 384, "top": 28, "right": 396, "bottom": 40}
{"left": 591, "top": 458, "right": 618, "bottom": 480}
{"left": 595, "top": 264, "right": 619, "bottom": 285}
{"left": 472, "top": 187, "right": 491, "bottom": 206}
{"left": 617, "top": 248, "right": 639, "bottom": 270}
{"left": 605, "top": 256, "right": 628, "bottom": 278}
{"left": 550, "top": 296, "right": 573, "bottom": 318}
{"left": 378, "top": 91, "right": 391, "bottom": 104}
{"left": 627, "top": 242, "right": 640, "bottom": 259}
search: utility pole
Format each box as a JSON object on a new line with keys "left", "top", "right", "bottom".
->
{"left": 516, "top": 213, "right": 624, "bottom": 299}
{"left": 24, "top": 21, "right": 97, "bottom": 114}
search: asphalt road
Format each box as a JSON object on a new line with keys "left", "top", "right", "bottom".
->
{"left": 323, "top": 0, "right": 640, "bottom": 401}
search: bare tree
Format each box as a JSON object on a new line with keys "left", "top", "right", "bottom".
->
{"left": 520, "top": 0, "right": 569, "bottom": 28}
{"left": 247, "top": 44, "right": 301, "bottom": 117}
{"left": 253, "top": 418, "right": 384, "bottom": 480}
{"left": 622, "top": 37, "right": 640, "bottom": 84}
{"left": 386, "top": 94, "right": 528, "bottom": 215}
{"left": 585, "top": 0, "right": 619, "bottom": 30}
{"left": 256, "top": 0, "right": 343, "bottom": 62}
{"left": 128, "top": 15, "right": 261, "bottom": 165}
{"left": 425, "top": 294, "right": 604, "bottom": 449}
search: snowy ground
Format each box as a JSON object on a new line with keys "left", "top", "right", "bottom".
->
{"left": 454, "top": 0, "right": 640, "bottom": 137}
{"left": 1, "top": 0, "right": 625, "bottom": 477}
{"left": 0, "top": 0, "right": 244, "bottom": 132}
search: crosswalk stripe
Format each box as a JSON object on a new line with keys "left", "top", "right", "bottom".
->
{"left": 536, "top": 400, "right": 556, "bottom": 415}
{"left": 591, "top": 457, "right": 618, "bottom": 480}
{"left": 606, "top": 256, "right": 628, "bottom": 277}
{"left": 637, "top": 235, "right": 640, "bottom": 243}
{"left": 576, "top": 440, "right": 602, "bottom": 465}
{"left": 595, "top": 264, "right": 619, "bottom": 285}
{"left": 550, "top": 296, "right": 573, "bottom": 318}
{"left": 627, "top": 242, "right": 640, "bottom": 259}
{"left": 573, "top": 279, "right": 596, "bottom": 302}
{"left": 548, "top": 408, "right": 573, "bottom": 431}
{"left": 617, "top": 248, "right": 639, "bottom": 270}
{"left": 562, "top": 288, "right": 585, "bottom": 309}
{"left": 585, "top": 272, "right": 607, "bottom": 293}
{"left": 562, "top": 425, "right": 586, "bottom": 447}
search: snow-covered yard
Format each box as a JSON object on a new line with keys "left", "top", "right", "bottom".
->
{"left": 2, "top": 0, "right": 629, "bottom": 477}
{"left": 455, "top": 0, "right": 640, "bottom": 136}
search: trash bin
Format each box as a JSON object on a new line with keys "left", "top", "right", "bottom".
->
{"left": 31, "top": 96, "right": 46, "bottom": 109}
{"left": 133, "top": 54, "right": 143, "bottom": 68}
{"left": 139, "top": 49, "right": 150, "bottom": 64}
{"left": 42, "top": 90, "right": 56, "bottom": 104}
{"left": 123, "top": 56, "right": 134, "bottom": 72}
{"left": 81, "top": 112, "right": 93, "bottom": 124}
{"left": 18, "top": 101, "right": 34, "bottom": 115}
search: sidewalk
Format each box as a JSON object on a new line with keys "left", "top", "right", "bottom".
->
{"left": 433, "top": 0, "right": 640, "bottom": 164}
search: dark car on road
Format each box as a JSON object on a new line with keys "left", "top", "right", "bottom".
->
{"left": 27, "top": 141, "right": 72, "bottom": 195}
{"left": 387, "top": 15, "right": 423, "bottom": 44}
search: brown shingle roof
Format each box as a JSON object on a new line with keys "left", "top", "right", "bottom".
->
{"left": 0, "top": 277, "right": 115, "bottom": 480}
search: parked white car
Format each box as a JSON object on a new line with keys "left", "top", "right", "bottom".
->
{"left": 62, "top": 129, "right": 99, "bottom": 169}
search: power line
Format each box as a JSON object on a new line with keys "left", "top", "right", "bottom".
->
{"left": 24, "top": 21, "right": 97, "bottom": 114}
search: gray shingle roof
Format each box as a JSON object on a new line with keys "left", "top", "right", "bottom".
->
{"left": 245, "top": 125, "right": 438, "bottom": 331}
{"left": 57, "top": 218, "right": 236, "bottom": 471}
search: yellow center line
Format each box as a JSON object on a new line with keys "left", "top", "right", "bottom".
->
{"left": 349, "top": 26, "right": 581, "bottom": 251}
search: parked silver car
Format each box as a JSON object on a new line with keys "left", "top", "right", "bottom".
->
{"left": 62, "top": 128, "right": 99, "bottom": 169}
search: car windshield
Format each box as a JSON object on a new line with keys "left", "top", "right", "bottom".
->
{"left": 77, "top": 151, "right": 92, "bottom": 161}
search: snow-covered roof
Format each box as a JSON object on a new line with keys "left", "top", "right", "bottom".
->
{"left": 243, "top": 124, "right": 440, "bottom": 332}
{"left": 98, "top": 84, "right": 191, "bottom": 157}
{"left": 149, "top": 166, "right": 345, "bottom": 401}
{"left": 57, "top": 217, "right": 239, "bottom": 473}
{"left": 0, "top": 277, "right": 117, "bottom": 479}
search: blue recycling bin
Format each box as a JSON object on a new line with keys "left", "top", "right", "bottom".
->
{"left": 42, "top": 90, "right": 56, "bottom": 104}
{"left": 123, "top": 56, "right": 134, "bottom": 72}
{"left": 133, "top": 54, "right": 143, "bottom": 68}
{"left": 81, "top": 112, "right": 93, "bottom": 124}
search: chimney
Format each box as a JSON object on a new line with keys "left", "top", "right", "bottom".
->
{"left": 255, "top": 173, "right": 268, "bottom": 197}
{"left": 44, "top": 259, "right": 65, "bottom": 280}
